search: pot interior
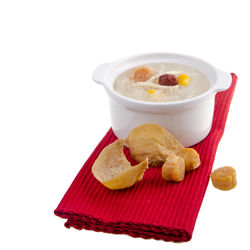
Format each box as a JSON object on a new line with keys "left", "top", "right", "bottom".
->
{"left": 106, "top": 53, "right": 217, "bottom": 92}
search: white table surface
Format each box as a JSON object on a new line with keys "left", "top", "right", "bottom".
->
{"left": 0, "top": 1, "right": 249, "bottom": 249}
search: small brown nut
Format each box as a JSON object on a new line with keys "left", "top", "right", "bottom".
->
{"left": 210, "top": 166, "right": 237, "bottom": 191}
{"left": 162, "top": 154, "right": 185, "bottom": 182}
{"left": 177, "top": 148, "right": 201, "bottom": 172}
{"left": 159, "top": 74, "right": 178, "bottom": 86}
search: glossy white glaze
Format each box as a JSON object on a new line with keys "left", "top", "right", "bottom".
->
{"left": 93, "top": 53, "right": 232, "bottom": 146}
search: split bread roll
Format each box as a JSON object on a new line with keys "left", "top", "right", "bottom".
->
{"left": 126, "top": 123, "right": 184, "bottom": 165}
{"left": 92, "top": 139, "right": 148, "bottom": 190}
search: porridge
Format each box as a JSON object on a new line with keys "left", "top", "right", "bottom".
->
{"left": 113, "top": 63, "right": 210, "bottom": 102}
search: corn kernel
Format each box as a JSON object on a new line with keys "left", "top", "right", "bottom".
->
{"left": 148, "top": 89, "right": 156, "bottom": 94}
{"left": 177, "top": 74, "right": 190, "bottom": 86}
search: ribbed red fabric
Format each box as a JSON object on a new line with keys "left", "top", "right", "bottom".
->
{"left": 55, "top": 73, "right": 237, "bottom": 242}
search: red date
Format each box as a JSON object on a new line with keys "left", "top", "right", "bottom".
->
{"left": 159, "top": 74, "right": 178, "bottom": 86}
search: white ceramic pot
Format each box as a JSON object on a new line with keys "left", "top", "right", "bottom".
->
{"left": 92, "top": 53, "right": 232, "bottom": 147}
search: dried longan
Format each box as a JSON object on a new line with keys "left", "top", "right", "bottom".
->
{"left": 210, "top": 166, "right": 237, "bottom": 191}
{"left": 162, "top": 154, "right": 185, "bottom": 182}
{"left": 133, "top": 67, "right": 153, "bottom": 82}
{"left": 177, "top": 148, "right": 201, "bottom": 172}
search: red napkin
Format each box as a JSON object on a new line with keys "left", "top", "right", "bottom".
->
{"left": 54, "top": 73, "right": 237, "bottom": 242}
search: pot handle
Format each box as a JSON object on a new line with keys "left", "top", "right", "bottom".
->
{"left": 213, "top": 70, "right": 232, "bottom": 93}
{"left": 92, "top": 63, "right": 112, "bottom": 85}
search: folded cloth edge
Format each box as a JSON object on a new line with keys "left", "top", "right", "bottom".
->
{"left": 54, "top": 210, "right": 191, "bottom": 242}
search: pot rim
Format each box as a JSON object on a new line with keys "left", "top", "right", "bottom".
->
{"left": 93, "top": 52, "right": 232, "bottom": 108}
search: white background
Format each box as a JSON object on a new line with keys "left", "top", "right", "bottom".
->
{"left": 0, "top": 0, "right": 249, "bottom": 249}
